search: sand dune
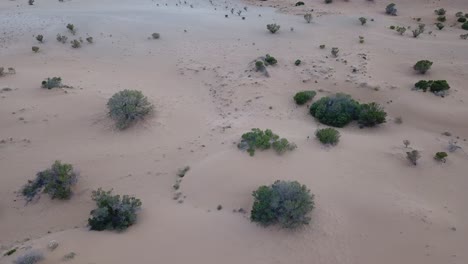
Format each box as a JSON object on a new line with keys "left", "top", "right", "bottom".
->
{"left": 1, "top": 0, "right": 467, "bottom": 263}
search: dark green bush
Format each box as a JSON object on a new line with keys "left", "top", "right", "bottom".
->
{"left": 22, "top": 161, "right": 77, "bottom": 201}
{"left": 385, "top": 3, "right": 397, "bottom": 16}
{"left": 434, "top": 8, "right": 446, "bottom": 16}
{"left": 430, "top": 80, "right": 450, "bottom": 93}
{"left": 293, "top": 90, "right": 316, "bottom": 105}
{"left": 357, "top": 102, "right": 387, "bottom": 127}
{"left": 310, "top": 93, "right": 360, "bottom": 127}
{"left": 255, "top": 60, "right": 265, "bottom": 71}
{"left": 238, "top": 128, "right": 296, "bottom": 156}
{"left": 315, "top": 128, "right": 340, "bottom": 145}
{"left": 413, "top": 60, "right": 433, "bottom": 74}
{"left": 437, "top": 16, "right": 446, "bottom": 22}
{"left": 434, "top": 152, "right": 448, "bottom": 162}
{"left": 436, "top": 23, "right": 444, "bottom": 30}
{"left": 295, "top": 1, "right": 305, "bottom": 6}
{"left": 325, "top": 0, "right": 332, "bottom": 4}
{"left": 88, "top": 188, "right": 142, "bottom": 231}
{"left": 107, "top": 90, "right": 153, "bottom": 130}
{"left": 264, "top": 54, "right": 277, "bottom": 65}
{"left": 41, "top": 77, "right": 62, "bottom": 89}
{"left": 251, "top": 180, "right": 314, "bottom": 229}
{"left": 458, "top": 17, "right": 467, "bottom": 23}
{"left": 462, "top": 22, "right": 468, "bottom": 30}
{"left": 294, "top": 59, "right": 301, "bottom": 66}
{"left": 414, "top": 80, "right": 431, "bottom": 92}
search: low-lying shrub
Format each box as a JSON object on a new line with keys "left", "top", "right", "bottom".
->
{"left": 107, "top": 90, "right": 153, "bottom": 130}
{"left": 264, "top": 54, "right": 277, "bottom": 65}
{"left": 406, "top": 150, "right": 421, "bottom": 165}
{"left": 251, "top": 180, "right": 314, "bottom": 229}
{"left": 304, "top": 13, "right": 312, "bottom": 23}
{"left": 56, "top": 34, "right": 68, "bottom": 44}
{"left": 14, "top": 250, "right": 44, "bottom": 264}
{"left": 385, "top": 3, "right": 397, "bottom": 16}
{"left": 294, "top": 59, "right": 301, "bottom": 66}
{"left": 21, "top": 161, "right": 77, "bottom": 201}
{"left": 36, "top": 35, "right": 43, "bottom": 43}
{"left": 434, "top": 152, "right": 448, "bottom": 162}
{"left": 414, "top": 80, "right": 450, "bottom": 93}
{"left": 237, "top": 128, "right": 296, "bottom": 156}
{"left": 293, "top": 90, "right": 316, "bottom": 105}
{"left": 458, "top": 17, "right": 467, "bottom": 23}
{"left": 436, "top": 23, "right": 445, "bottom": 30}
{"left": 267, "top": 23, "right": 280, "bottom": 33}
{"left": 357, "top": 102, "right": 387, "bottom": 127}
{"left": 359, "top": 17, "right": 367, "bottom": 25}
{"left": 315, "top": 128, "right": 340, "bottom": 145}
{"left": 41, "top": 77, "right": 62, "bottom": 89}
{"left": 32, "top": 46, "right": 39, "bottom": 53}
{"left": 462, "top": 22, "right": 468, "bottom": 30}
{"left": 88, "top": 188, "right": 142, "bottom": 231}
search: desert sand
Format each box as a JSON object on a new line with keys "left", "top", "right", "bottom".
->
{"left": 1, "top": 0, "right": 468, "bottom": 263}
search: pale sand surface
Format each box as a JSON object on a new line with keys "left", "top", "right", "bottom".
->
{"left": 1, "top": 0, "right": 468, "bottom": 263}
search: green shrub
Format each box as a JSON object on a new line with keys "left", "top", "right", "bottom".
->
{"left": 32, "top": 46, "right": 39, "bottom": 53}
{"left": 264, "top": 54, "right": 277, "bottom": 65}
{"left": 434, "top": 8, "right": 446, "bottom": 16}
{"left": 396, "top": 26, "right": 406, "bottom": 35}
{"left": 21, "top": 161, "right": 77, "bottom": 201}
{"left": 56, "top": 34, "right": 68, "bottom": 44}
{"left": 414, "top": 60, "right": 433, "bottom": 74}
{"left": 41, "top": 77, "right": 62, "bottom": 89}
{"left": 315, "top": 128, "right": 340, "bottom": 145}
{"left": 36, "top": 35, "right": 43, "bottom": 43}
{"left": 237, "top": 128, "right": 295, "bottom": 156}
{"left": 436, "top": 23, "right": 444, "bottom": 30}
{"left": 251, "top": 180, "right": 314, "bottom": 229}
{"left": 295, "top": 1, "right": 305, "bottom": 6}
{"left": 456, "top": 11, "right": 464, "bottom": 18}
{"left": 86, "top": 37, "right": 93, "bottom": 43}
{"left": 331, "top": 47, "right": 339, "bottom": 57}
{"left": 107, "top": 90, "right": 153, "bottom": 129}
{"left": 304, "top": 13, "right": 312, "bottom": 23}
{"left": 267, "top": 24, "right": 280, "bottom": 34}
{"left": 414, "top": 80, "right": 449, "bottom": 93}
{"left": 293, "top": 90, "right": 316, "bottom": 105}
{"left": 66, "top": 23, "right": 75, "bottom": 34}
{"left": 434, "top": 152, "right": 448, "bottom": 162}
{"left": 88, "top": 188, "right": 142, "bottom": 231}
{"left": 294, "top": 59, "right": 301, "bottom": 66}
{"left": 70, "top": 39, "right": 81, "bottom": 48}
{"left": 462, "top": 22, "right": 468, "bottom": 30}
{"left": 357, "top": 102, "right": 387, "bottom": 127}
{"left": 389, "top": 25, "right": 396, "bottom": 30}
{"left": 406, "top": 150, "right": 421, "bottom": 165}
{"left": 310, "top": 93, "right": 360, "bottom": 127}
{"left": 385, "top": 3, "right": 397, "bottom": 16}
{"left": 458, "top": 17, "right": 467, "bottom": 23}
{"left": 151, "top": 33, "right": 160, "bottom": 39}
{"left": 437, "top": 16, "right": 446, "bottom": 22}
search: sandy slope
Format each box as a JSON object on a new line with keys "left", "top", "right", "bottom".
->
{"left": 1, "top": 0, "right": 467, "bottom": 263}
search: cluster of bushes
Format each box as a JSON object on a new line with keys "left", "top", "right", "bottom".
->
{"left": 251, "top": 180, "right": 314, "bottom": 228}
{"left": 21, "top": 161, "right": 77, "bottom": 201}
{"left": 414, "top": 80, "right": 450, "bottom": 94}
{"left": 237, "top": 128, "right": 296, "bottom": 156}
{"left": 310, "top": 93, "right": 386, "bottom": 128}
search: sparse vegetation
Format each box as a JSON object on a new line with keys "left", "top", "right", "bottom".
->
{"left": 359, "top": 36, "right": 364, "bottom": 44}
{"left": 406, "top": 150, "right": 421, "bottom": 165}
{"left": 434, "top": 8, "right": 446, "bottom": 16}
{"left": 41, "top": 77, "right": 62, "bottom": 89}
{"left": 359, "top": 17, "right": 367, "bottom": 25}
{"left": 70, "top": 39, "right": 81, "bottom": 48}
{"left": 13, "top": 250, "right": 43, "bottom": 264}
{"left": 434, "top": 152, "right": 448, "bottom": 163}
{"left": 32, "top": 46, "right": 39, "bottom": 53}
{"left": 88, "top": 188, "right": 142, "bottom": 231}
{"left": 294, "top": 59, "right": 301, "bottom": 66}
{"left": 462, "top": 22, "right": 468, "bottom": 30}
{"left": 251, "top": 180, "right": 314, "bottom": 229}
{"left": 267, "top": 23, "right": 280, "bottom": 34}
{"left": 152, "top": 33, "right": 160, "bottom": 39}
{"left": 3, "top": 248, "right": 17, "bottom": 256}
{"left": 36, "top": 35, "right": 43, "bottom": 43}
{"left": 437, "top": 16, "right": 446, "bottom": 22}
{"left": 396, "top": 26, "right": 406, "bottom": 35}
{"left": 56, "top": 34, "right": 68, "bottom": 44}
{"left": 21, "top": 161, "right": 77, "bottom": 201}
{"left": 413, "top": 60, "right": 433, "bottom": 74}
{"left": 331, "top": 47, "right": 339, "bottom": 57}
{"left": 385, "top": 3, "right": 397, "bottom": 16}
{"left": 255, "top": 60, "right": 265, "bottom": 71}
{"left": 66, "top": 23, "right": 76, "bottom": 34}
{"left": 325, "top": 0, "right": 333, "bottom": 4}
{"left": 315, "top": 128, "right": 340, "bottom": 145}
{"left": 177, "top": 166, "right": 190, "bottom": 177}
{"left": 293, "top": 90, "right": 316, "bottom": 105}
{"left": 304, "top": 13, "right": 312, "bottom": 23}
{"left": 107, "top": 90, "right": 153, "bottom": 130}
{"left": 86, "top": 37, "right": 93, "bottom": 43}
{"left": 310, "top": 93, "right": 360, "bottom": 127}
{"left": 319, "top": 44, "right": 325, "bottom": 49}
{"left": 412, "top": 24, "right": 425, "bottom": 38}
{"left": 436, "top": 23, "right": 445, "bottom": 30}
{"left": 403, "top": 139, "right": 410, "bottom": 148}
{"left": 237, "top": 128, "right": 296, "bottom": 156}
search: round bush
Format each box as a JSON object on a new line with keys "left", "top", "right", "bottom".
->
{"left": 458, "top": 17, "right": 467, "bottom": 23}
{"left": 462, "top": 22, "right": 468, "bottom": 30}
{"left": 413, "top": 60, "right": 433, "bottom": 74}
{"left": 315, "top": 128, "right": 340, "bottom": 145}
{"left": 107, "top": 90, "right": 153, "bottom": 129}
{"left": 414, "top": 80, "right": 431, "bottom": 92}
{"left": 357, "top": 102, "right": 387, "bottom": 127}
{"left": 310, "top": 93, "right": 360, "bottom": 127}
{"left": 430, "top": 80, "right": 450, "bottom": 93}
{"left": 293, "top": 90, "right": 316, "bottom": 105}
{"left": 251, "top": 180, "right": 314, "bottom": 228}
